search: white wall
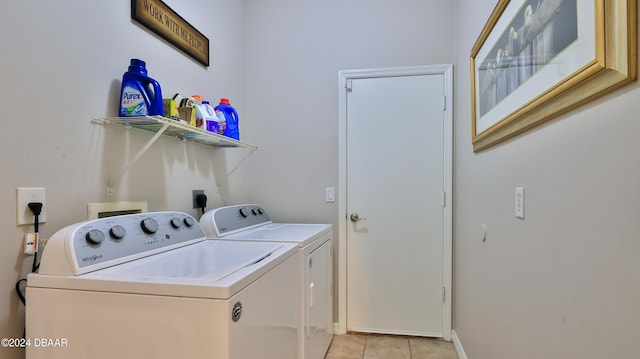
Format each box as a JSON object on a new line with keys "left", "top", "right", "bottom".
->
{"left": 0, "top": 2, "right": 247, "bottom": 358}
{"left": 453, "top": 1, "right": 640, "bottom": 358}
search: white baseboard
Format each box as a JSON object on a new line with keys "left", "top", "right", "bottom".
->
{"left": 452, "top": 330, "right": 468, "bottom": 359}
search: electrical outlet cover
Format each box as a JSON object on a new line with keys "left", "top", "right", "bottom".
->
{"left": 17, "top": 187, "right": 46, "bottom": 226}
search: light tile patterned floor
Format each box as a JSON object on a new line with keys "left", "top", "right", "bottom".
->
{"left": 325, "top": 334, "right": 458, "bottom": 359}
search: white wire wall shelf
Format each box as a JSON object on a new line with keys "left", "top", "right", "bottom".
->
{"left": 93, "top": 116, "right": 257, "bottom": 150}
{"left": 93, "top": 116, "right": 257, "bottom": 196}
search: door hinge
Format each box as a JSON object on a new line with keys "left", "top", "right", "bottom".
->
{"left": 442, "top": 192, "right": 446, "bottom": 207}
{"left": 442, "top": 95, "right": 446, "bottom": 111}
{"left": 442, "top": 286, "right": 446, "bottom": 303}
{"left": 346, "top": 79, "right": 353, "bottom": 92}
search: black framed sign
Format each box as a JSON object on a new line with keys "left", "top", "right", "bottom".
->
{"left": 131, "top": 0, "right": 210, "bottom": 67}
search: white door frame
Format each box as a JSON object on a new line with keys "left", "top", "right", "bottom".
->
{"left": 337, "top": 64, "right": 453, "bottom": 340}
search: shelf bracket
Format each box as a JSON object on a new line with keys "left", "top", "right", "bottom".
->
{"left": 106, "top": 122, "right": 170, "bottom": 196}
{"left": 213, "top": 147, "right": 258, "bottom": 197}
{"left": 227, "top": 147, "right": 257, "bottom": 178}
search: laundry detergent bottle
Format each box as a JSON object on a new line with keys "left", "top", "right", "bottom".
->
{"left": 195, "top": 101, "right": 223, "bottom": 134}
{"left": 119, "top": 59, "right": 164, "bottom": 117}
{"left": 214, "top": 98, "right": 239, "bottom": 140}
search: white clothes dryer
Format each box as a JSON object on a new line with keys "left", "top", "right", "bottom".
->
{"left": 26, "top": 211, "right": 299, "bottom": 359}
{"left": 200, "top": 204, "right": 333, "bottom": 359}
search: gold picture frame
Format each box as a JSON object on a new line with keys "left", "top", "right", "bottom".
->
{"left": 470, "top": 0, "right": 636, "bottom": 152}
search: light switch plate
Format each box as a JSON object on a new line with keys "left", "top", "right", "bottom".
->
{"left": 326, "top": 187, "right": 335, "bottom": 203}
{"left": 515, "top": 187, "right": 524, "bottom": 219}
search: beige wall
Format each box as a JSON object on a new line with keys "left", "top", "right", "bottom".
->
{"left": 243, "top": 0, "right": 455, "bottom": 223}
{"left": 1, "top": 1, "right": 454, "bottom": 358}
{"left": 243, "top": 0, "right": 455, "bottom": 323}
{"left": 0, "top": 2, "right": 248, "bottom": 358}
{"left": 5, "top": 1, "right": 635, "bottom": 359}
{"left": 453, "top": 1, "right": 640, "bottom": 358}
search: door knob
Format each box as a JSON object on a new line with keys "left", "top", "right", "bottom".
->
{"left": 350, "top": 213, "right": 367, "bottom": 222}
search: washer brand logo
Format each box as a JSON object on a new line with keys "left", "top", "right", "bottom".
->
{"left": 231, "top": 301, "right": 242, "bottom": 322}
{"left": 81, "top": 254, "right": 103, "bottom": 263}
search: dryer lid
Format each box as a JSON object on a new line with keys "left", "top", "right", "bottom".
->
{"left": 223, "top": 223, "right": 332, "bottom": 246}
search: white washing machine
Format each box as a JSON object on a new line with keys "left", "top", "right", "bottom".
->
{"left": 200, "top": 204, "right": 333, "bottom": 359}
{"left": 26, "top": 211, "right": 299, "bottom": 359}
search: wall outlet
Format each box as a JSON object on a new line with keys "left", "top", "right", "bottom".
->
{"left": 192, "top": 189, "right": 205, "bottom": 208}
{"left": 24, "top": 232, "right": 38, "bottom": 254}
{"left": 16, "top": 187, "right": 46, "bottom": 226}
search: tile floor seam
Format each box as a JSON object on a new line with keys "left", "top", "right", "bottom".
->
{"left": 326, "top": 333, "right": 458, "bottom": 359}
{"left": 363, "top": 335, "right": 368, "bottom": 359}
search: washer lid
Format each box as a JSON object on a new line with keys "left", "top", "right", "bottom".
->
{"left": 222, "top": 223, "right": 332, "bottom": 247}
{"left": 28, "top": 240, "right": 297, "bottom": 299}
{"left": 93, "top": 240, "right": 283, "bottom": 280}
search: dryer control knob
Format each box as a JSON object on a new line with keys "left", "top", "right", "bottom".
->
{"left": 183, "top": 217, "right": 195, "bottom": 227}
{"left": 141, "top": 218, "right": 159, "bottom": 234}
{"left": 239, "top": 208, "right": 249, "bottom": 218}
{"left": 86, "top": 229, "right": 106, "bottom": 245}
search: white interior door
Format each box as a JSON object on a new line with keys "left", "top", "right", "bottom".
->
{"left": 339, "top": 66, "right": 452, "bottom": 338}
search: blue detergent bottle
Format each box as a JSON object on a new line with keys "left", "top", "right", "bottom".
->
{"left": 119, "top": 59, "right": 164, "bottom": 117}
{"left": 214, "top": 98, "right": 240, "bottom": 140}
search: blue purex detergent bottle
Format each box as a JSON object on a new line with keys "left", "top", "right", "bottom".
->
{"left": 214, "top": 98, "right": 239, "bottom": 140}
{"left": 119, "top": 59, "right": 164, "bottom": 117}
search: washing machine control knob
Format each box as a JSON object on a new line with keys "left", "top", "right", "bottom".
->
{"left": 109, "top": 225, "right": 126, "bottom": 239}
{"left": 252, "top": 208, "right": 264, "bottom": 215}
{"left": 239, "top": 208, "right": 249, "bottom": 218}
{"left": 170, "top": 217, "right": 182, "bottom": 229}
{"left": 86, "top": 229, "right": 106, "bottom": 245}
{"left": 141, "top": 218, "right": 159, "bottom": 234}
{"left": 183, "top": 217, "right": 195, "bottom": 227}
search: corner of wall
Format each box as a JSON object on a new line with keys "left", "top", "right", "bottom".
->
{"left": 452, "top": 330, "right": 469, "bottom": 359}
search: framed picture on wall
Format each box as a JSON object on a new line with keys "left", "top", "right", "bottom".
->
{"left": 470, "top": 0, "right": 636, "bottom": 152}
{"left": 131, "top": 0, "right": 210, "bottom": 67}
